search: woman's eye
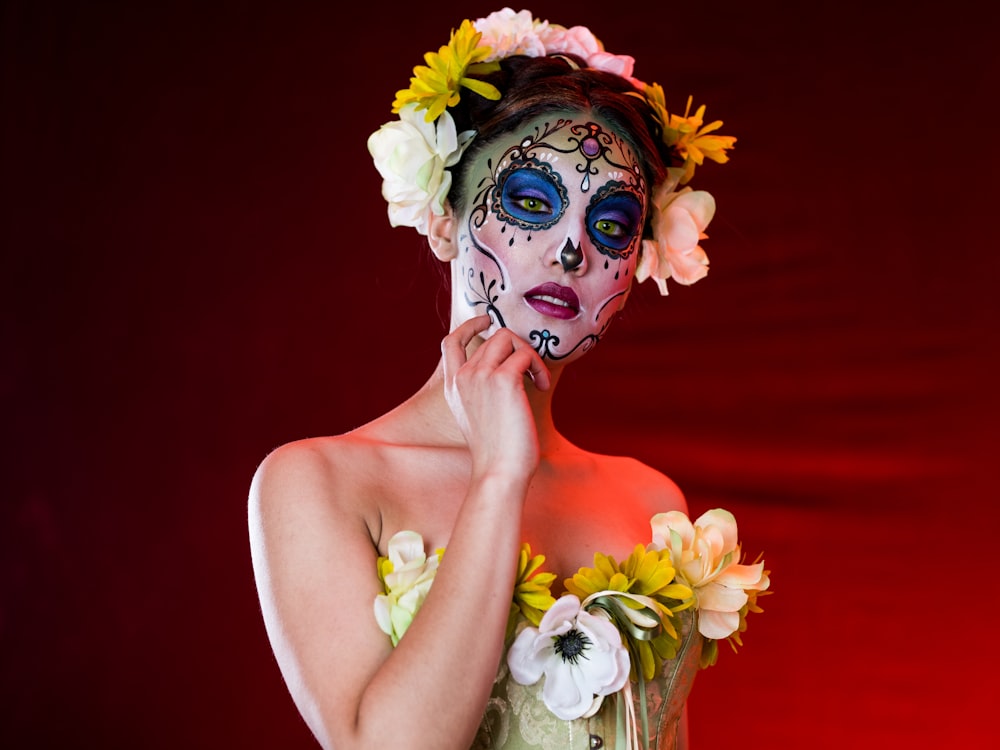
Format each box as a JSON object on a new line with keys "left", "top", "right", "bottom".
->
{"left": 593, "top": 218, "right": 626, "bottom": 238}
{"left": 515, "top": 196, "right": 550, "bottom": 214}
{"left": 498, "top": 165, "right": 565, "bottom": 228}
{"left": 587, "top": 187, "right": 643, "bottom": 254}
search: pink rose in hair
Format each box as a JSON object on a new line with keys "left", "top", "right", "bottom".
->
{"left": 637, "top": 185, "right": 715, "bottom": 295}
{"left": 536, "top": 24, "right": 635, "bottom": 78}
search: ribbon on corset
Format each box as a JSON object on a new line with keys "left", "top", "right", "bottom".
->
{"left": 582, "top": 590, "right": 665, "bottom": 750}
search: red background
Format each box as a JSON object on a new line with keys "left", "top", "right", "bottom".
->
{"left": 3, "top": 1, "right": 998, "bottom": 747}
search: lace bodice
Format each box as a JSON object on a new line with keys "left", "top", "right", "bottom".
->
{"left": 472, "top": 610, "right": 702, "bottom": 750}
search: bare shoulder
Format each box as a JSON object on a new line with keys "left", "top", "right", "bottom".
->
{"left": 250, "top": 437, "right": 335, "bottom": 503}
{"left": 593, "top": 452, "right": 689, "bottom": 515}
{"left": 249, "top": 434, "right": 386, "bottom": 542}
{"left": 251, "top": 433, "right": 376, "bottom": 493}
{"left": 247, "top": 433, "right": 398, "bottom": 744}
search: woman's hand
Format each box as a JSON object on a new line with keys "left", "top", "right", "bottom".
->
{"left": 441, "top": 315, "right": 551, "bottom": 481}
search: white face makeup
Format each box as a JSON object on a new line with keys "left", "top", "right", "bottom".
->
{"left": 450, "top": 113, "right": 647, "bottom": 364}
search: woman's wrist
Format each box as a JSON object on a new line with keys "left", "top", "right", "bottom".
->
{"left": 467, "top": 466, "right": 533, "bottom": 505}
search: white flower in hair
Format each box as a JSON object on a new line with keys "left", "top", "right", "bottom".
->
{"left": 475, "top": 7, "right": 547, "bottom": 60}
{"left": 366, "top": 104, "right": 475, "bottom": 236}
{"left": 474, "top": 8, "right": 635, "bottom": 77}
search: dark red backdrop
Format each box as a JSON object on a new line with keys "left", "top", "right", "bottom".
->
{"left": 3, "top": 1, "right": 998, "bottom": 747}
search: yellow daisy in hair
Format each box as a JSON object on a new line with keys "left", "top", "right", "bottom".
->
{"left": 640, "top": 82, "right": 671, "bottom": 132}
{"left": 642, "top": 84, "right": 736, "bottom": 184}
{"left": 670, "top": 96, "right": 737, "bottom": 184}
{"left": 393, "top": 19, "right": 502, "bottom": 122}
{"left": 507, "top": 543, "right": 557, "bottom": 639}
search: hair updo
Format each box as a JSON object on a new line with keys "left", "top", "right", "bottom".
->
{"left": 445, "top": 54, "right": 673, "bottom": 227}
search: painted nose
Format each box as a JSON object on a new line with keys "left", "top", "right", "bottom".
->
{"left": 559, "top": 238, "right": 584, "bottom": 272}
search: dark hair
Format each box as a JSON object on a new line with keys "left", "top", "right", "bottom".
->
{"left": 445, "top": 54, "right": 673, "bottom": 227}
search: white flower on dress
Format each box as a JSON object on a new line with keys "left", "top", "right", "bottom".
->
{"left": 374, "top": 530, "right": 441, "bottom": 645}
{"left": 507, "top": 594, "right": 630, "bottom": 721}
{"left": 366, "top": 104, "right": 475, "bottom": 236}
{"left": 649, "top": 509, "right": 770, "bottom": 640}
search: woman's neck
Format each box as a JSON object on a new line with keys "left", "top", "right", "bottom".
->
{"left": 404, "top": 355, "right": 568, "bottom": 457}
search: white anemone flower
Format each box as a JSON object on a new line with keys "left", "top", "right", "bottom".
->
{"left": 507, "top": 594, "right": 630, "bottom": 720}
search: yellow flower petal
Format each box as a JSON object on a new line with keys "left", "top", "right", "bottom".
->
{"left": 608, "top": 571, "right": 630, "bottom": 591}
{"left": 460, "top": 76, "right": 502, "bottom": 101}
{"left": 390, "top": 18, "right": 498, "bottom": 120}
{"left": 637, "top": 640, "right": 656, "bottom": 681}
{"left": 594, "top": 553, "right": 617, "bottom": 581}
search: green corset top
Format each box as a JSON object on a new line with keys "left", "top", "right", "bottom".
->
{"left": 472, "top": 609, "right": 702, "bottom": 750}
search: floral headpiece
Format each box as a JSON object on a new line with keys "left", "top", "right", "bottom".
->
{"left": 367, "top": 7, "right": 736, "bottom": 295}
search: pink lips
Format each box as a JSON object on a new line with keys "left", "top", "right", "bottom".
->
{"left": 524, "top": 283, "right": 580, "bottom": 320}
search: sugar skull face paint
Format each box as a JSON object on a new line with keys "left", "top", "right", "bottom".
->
{"left": 451, "top": 113, "right": 647, "bottom": 363}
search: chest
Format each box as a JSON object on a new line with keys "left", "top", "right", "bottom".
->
{"left": 372, "top": 450, "right": 657, "bottom": 587}
{"left": 519, "top": 475, "right": 654, "bottom": 590}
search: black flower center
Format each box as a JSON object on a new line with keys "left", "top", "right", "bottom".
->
{"left": 553, "top": 628, "right": 592, "bottom": 665}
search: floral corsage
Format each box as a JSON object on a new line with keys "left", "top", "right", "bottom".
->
{"left": 374, "top": 508, "right": 770, "bottom": 735}
{"left": 367, "top": 8, "right": 735, "bottom": 296}
{"left": 373, "top": 530, "right": 444, "bottom": 645}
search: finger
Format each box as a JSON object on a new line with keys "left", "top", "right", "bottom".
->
{"left": 465, "top": 327, "right": 520, "bottom": 369}
{"left": 441, "top": 314, "right": 492, "bottom": 378}
{"left": 473, "top": 330, "right": 551, "bottom": 391}
{"left": 506, "top": 345, "right": 551, "bottom": 392}
{"left": 448, "top": 315, "right": 493, "bottom": 350}
{"left": 522, "top": 351, "right": 551, "bottom": 391}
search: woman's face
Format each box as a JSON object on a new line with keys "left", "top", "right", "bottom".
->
{"left": 449, "top": 112, "right": 648, "bottom": 364}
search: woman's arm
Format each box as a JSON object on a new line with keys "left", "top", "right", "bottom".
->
{"left": 248, "top": 317, "right": 550, "bottom": 750}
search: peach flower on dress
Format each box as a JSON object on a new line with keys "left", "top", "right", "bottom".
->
{"left": 648, "top": 509, "right": 769, "bottom": 640}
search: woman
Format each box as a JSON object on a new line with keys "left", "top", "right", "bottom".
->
{"left": 248, "top": 9, "right": 769, "bottom": 749}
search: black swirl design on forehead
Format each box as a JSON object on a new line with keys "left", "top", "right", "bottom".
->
{"left": 569, "top": 121, "right": 624, "bottom": 192}
{"left": 492, "top": 119, "right": 644, "bottom": 192}
{"left": 555, "top": 121, "right": 645, "bottom": 193}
